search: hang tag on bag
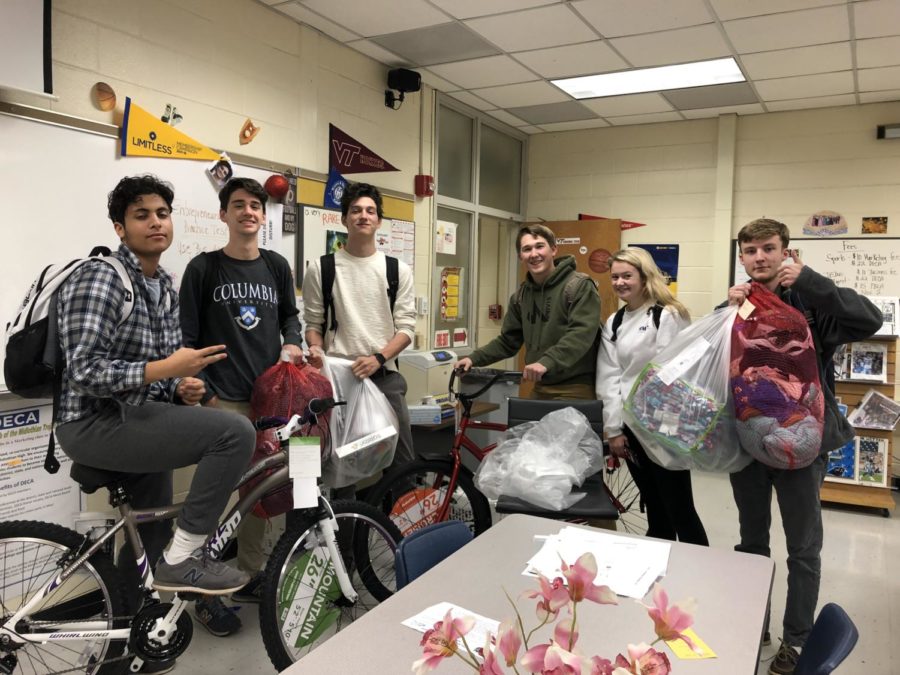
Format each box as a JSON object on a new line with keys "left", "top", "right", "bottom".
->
{"left": 289, "top": 437, "right": 321, "bottom": 508}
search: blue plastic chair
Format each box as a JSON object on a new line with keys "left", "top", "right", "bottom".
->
{"left": 794, "top": 603, "right": 859, "bottom": 675}
{"left": 395, "top": 520, "right": 473, "bottom": 589}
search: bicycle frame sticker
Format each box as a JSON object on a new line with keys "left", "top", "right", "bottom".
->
{"left": 279, "top": 547, "right": 341, "bottom": 648}
{"left": 390, "top": 488, "right": 442, "bottom": 537}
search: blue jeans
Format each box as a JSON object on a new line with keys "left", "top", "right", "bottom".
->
{"left": 729, "top": 453, "right": 828, "bottom": 647}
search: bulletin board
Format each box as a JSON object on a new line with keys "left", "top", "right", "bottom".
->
{"left": 295, "top": 205, "right": 415, "bottom": 289}
{"left": 0, "top": 106, "right": 293, "bottom": 391}
{"left": 731, "top": 238, "right": 900, "bottom": 297}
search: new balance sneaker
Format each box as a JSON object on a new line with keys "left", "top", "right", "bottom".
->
{"left": 153, "top": 548, "right": 250, "bottom": 594}
{"left": 194, "top": 595, "right": 242, "bottom": 637}
{"left": 231, "top": 572, "right": 264, "bottom": 604}
{"left": 768, "top": 642, "right": 799, "bottom": 675}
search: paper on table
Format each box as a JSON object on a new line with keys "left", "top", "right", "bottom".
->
{"left": 524, "top": 526, "right": 670, "bottom": 599}
{"left": 403, "top": 602, "right": 500, "bottom": 653}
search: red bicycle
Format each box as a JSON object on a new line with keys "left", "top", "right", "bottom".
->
{"left": 365, "top": 368, "right": 647, "bottom": 537}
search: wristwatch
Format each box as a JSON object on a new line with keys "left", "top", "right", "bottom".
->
{"left": 373, "top": 352, "right": 386, "bottom": 366}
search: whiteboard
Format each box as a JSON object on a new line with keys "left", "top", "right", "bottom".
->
{"left": 731, "top": 238, "right": 900, "bottom": 297}
{"left": 296, "top": 205, "right": 415, "bottom": 289}
{"left": 0, "top": 111, "right": 295, "bottom": 390}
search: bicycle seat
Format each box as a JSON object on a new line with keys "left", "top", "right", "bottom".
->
{"left": 70, "top": 463, "right": 130, "bottom": 494}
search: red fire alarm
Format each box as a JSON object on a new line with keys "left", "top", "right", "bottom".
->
{"left": 415, "top": 174, "right": 435, "bottom": 197}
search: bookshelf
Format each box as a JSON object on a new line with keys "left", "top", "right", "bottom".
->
{"left": 821, "top": 336, "right": 897, "bottom": 515}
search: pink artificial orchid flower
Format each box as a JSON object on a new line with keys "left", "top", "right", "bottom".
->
{"left": 614, "top": 643, "right": 672, "bottom": 675}
{"left": 412, "top": 609, "right": 476, "bottom": 674}
{"left": 561, "top": 553, "right": 618, "bottom": 606}
{"left": 521, "top": 641, "right": 589, "bottom": 675}
{"left": 589, "top": 655, "right": 616, "bottom": 675}
{"left": 497, "top": 618, "right": 522, "bottom": 666}
{"left": 554, "top": 617, "right": 578, "bottom": 651}
{"left": 644, "top": 583, "right": 700, "bottom": 654}
{"left": 523, "top": 574, "right": 570, "bottom": 621}
{"left": 479, "top": 632, "right": 505, "bottom": 675}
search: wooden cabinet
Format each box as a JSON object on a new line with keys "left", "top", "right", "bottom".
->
{"left": 821, "top": 337, "right": 897, "bottom": 515}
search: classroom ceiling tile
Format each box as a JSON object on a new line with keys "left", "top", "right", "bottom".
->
{"left": 518, "top": 125, "right": 545, "bottom": 134}
{"left": 571, "top": 0, "right": 713, "bottom": 38}
{"left": 446, "top": 90, "right": 498, "bottom": 111}
{"left": 663, "top": 82, "right": 759, "bottom": 110}
{"left": 580, "top": 92, "right": 674, "bottom": 116}
{"left": 609, "top": 24, "right": 731, "bottom": 67}
{"left": 858, "top": 65, "right": 900, "bottom": 92}
{"left": 471, "top": 80, "right": 571, "bottom": 108}
{"left": 853, "top": 0, "right": 900, "bottom": 39}
{"left": 346, "top": 40, "right": 408, "bottom": 67}
{"left": 724, "top": 5, "right": 850, "bottom": 54}
{"left": 754, "top": 70, "right": 854, "bottom": 101}
{"left": 765, "top": 93, "right": 857, "bottom": 111}
{"left": 429, "top": 55, "right": 538, "bottom": 89}
{"left": 538, "top": 118, "right": 611, "bottom": 131}
{"left": 512, "top": 41, "right": 628, "bottom": 79}
{"left": 506, "top": 100, "right": 599, "bottom": 124}
{"left": 464, "top": 5, "right": 597, "bottom": 52}
{"left": 486, "top": 109, "right": 530, "bottom": 127}
{"left": 708, "top": 0, "right": 844, "bottom": 21}
{"left": 680, "top": 102, "right": 765, "bottom": 118}
{"left": 429, "top": 0, "right": 561, "bottom": 20}
{"left": 300, "top": 0, "right": 450, "bottom": 37}
{"left": 371, "top": 23, "right": 501, "bottom": 66}
{"left": 273, "top": 2, "right": 359, "bottom": 42}
{"left": 420, "top": 68, "right": 460, "bottom": 92}
{"left": 605, "top": 111, "right": 685, "bottom": 125}
{"left": 741, "top": 43, "right": 852, "bottom": 80}
{"left": 856, "top": 37, "right": 900, "bottom": 69}
{"left": 858, "top": 89, "right": 900, "bottom": 103}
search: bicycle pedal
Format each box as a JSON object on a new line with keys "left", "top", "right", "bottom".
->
{"left": 176, "top": 592, "right": 202, "bottom": 601}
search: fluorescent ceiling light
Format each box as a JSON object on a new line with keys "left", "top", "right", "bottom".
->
{"left": 552, "top": 57, "right": 745, "bottom": 99}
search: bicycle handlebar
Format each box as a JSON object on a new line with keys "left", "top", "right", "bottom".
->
{"left": 253, "top": 398, "right": 346, "bottom": 433}
{"left": 449, "top": 367, "right": 521, "bottom": 402}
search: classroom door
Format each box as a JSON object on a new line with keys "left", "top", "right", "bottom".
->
{"left": 517, "top": 219, "right": 621, "bottom": 397}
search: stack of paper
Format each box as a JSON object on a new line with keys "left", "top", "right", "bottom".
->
{"left": 524, "top": 526, "right": 670, "bottom": 600}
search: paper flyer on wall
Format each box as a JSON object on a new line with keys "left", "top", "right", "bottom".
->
{"left": 0, "top": 399, "right": 81, "bottom": 527}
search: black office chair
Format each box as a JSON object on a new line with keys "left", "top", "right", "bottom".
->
{"left": 394, "top": 520, "right": 473, "bottom": 589}
{"left": 793, "top": 603, "right": 859, "bottom": 675}
{"left": 494, "top": 398, "right": 619, "bottom": 522}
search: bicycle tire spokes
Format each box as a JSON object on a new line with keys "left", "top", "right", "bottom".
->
{"left": 602, "top": 463, "right": 648, "bottom": 536}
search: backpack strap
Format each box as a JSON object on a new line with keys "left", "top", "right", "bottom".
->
{"left": 611, "top": 303, "right": 663, "bottom": 343}
{"left": 320, "top": 253, "right": 337, "bottom": 334}
{"left": 385, "top": 255, "right": 399, "bottom": 314}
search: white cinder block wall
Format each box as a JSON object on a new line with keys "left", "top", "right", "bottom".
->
{"left": 528, "top": 102, "right": 900, "bottom": 317}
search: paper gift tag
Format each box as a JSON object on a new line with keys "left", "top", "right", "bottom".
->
{"left": 289, "top": 437, "right": 321, "bottom": 508}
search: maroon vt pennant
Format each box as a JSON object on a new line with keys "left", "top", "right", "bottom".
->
{"left": 329, "top": 123, "right": 399, "bottom": 174}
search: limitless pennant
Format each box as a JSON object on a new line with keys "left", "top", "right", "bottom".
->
{"left": 329, "top": 123, "right": 398, "bottom": 174}
{"left": 121, "top": 97, "right": 219, "bottom": 160}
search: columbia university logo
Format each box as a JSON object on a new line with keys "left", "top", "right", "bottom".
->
{"left": 235, "top": 305, "right": 261, "bottom": 330}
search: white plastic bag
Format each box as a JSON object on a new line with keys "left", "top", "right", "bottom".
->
{"left": 320, "top": 357, "right": 398, "bottom": 488}
{"left": 474, "top": 407, "right": 606, "bottom": 511}
{"left": 623, "top": 306, "right": 752, "bottom": 473}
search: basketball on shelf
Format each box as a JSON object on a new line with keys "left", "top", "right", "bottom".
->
{"left": 264, "top": 174, "right": 290, "bottom": 201}
{"left": 588, "top": 248, "right": 612, "bottom": 273}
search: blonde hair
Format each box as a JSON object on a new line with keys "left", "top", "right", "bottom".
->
{"left": 609, "top": 247, "right": 689, "bottom": 320}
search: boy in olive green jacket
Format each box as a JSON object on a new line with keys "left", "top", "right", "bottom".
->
{"left": 456, "top": 225, "right": 601, "bottom": 400}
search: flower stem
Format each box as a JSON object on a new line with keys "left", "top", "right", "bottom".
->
{"left": 453, "top": 647, "right": 480, "bottom": 670}
{"left": 459, "top": 633, "right": 480, "bottom": 668}
{"left": 569, "top": 602, "right": 578, "bottom": 651}
{"left": 503, "top": 588, "right": 530, "bottom": 650}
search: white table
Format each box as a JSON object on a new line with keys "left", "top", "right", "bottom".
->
{"left": 287, "top": 514, "right": 774, "bottom": 674}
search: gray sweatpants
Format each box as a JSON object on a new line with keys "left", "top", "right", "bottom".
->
{"left": 729, "top": 453, "right": 828, "bottom": 648}
{"left": 57, "top": 401, "right": 255, "bottom": 536}
{"left": 371, "top": 369, "right": 415, "bottom": 468}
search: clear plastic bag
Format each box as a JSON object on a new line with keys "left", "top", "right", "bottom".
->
{"left": 474, "top": 407, "right": 606, "bottom": 511}
{"left": 623, "top": 306, "right": 752, "bottom": 472}
{"left": 320, "top": 357, "right": 398, "bottom": 488}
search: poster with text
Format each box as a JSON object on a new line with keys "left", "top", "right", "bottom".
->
{"left": 633, "top": 244, "right": 679, "bottom": 295}
{"left": 0, "top": 399, "right": 81, "bottom": 527}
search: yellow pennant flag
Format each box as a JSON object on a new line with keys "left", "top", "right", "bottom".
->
{"left": 120, "top": 97, "right": 219, "bottom": 160}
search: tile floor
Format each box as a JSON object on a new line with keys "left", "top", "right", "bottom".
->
{"left": 177, "top": 471, "right": 899, "bottom": 674}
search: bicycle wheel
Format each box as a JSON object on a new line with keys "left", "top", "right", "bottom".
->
{"left": 0, "top": 521, "right": 128, "bottom": 675}
{"left": 602, "top": 458, "right": 648, "bottom": 535}
{"left": 365, "top": 459, "right": 492, "bottom": 537}
{"left": 259, "top": 500, "right": 401, "bottom": 669}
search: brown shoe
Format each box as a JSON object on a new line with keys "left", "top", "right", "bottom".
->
{"left": 768, "top": 641, "right": 799, "bottom": 675}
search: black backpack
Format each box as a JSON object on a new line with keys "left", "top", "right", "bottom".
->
{"left": 4, "top": 246, "right": 135, "bottom": 473}
{"left": 609, "top": 303, "right": 664, "bottom": 342}
{"left": 319, "top": 253, "right": 399, "bottom": 335}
